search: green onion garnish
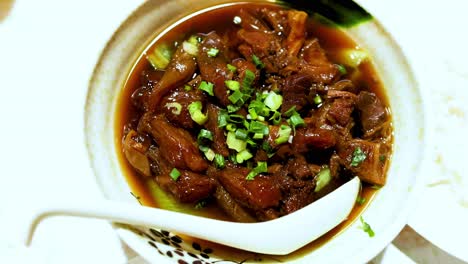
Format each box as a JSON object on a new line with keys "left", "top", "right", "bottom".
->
{"left": 314, "top": 95, "right": 323, "bottom": 105}
{"left": 356, "top": 196, "right": 366, "bottom": 205}
{"left": 227, "top": 131, "right": 247, "bottom": 152}
{"left": 252, "top": 55, "right": 265, "bottom": 69}
{"left": 246, "top": 161, "right": 268, "bottom": 180}
{"left": 203, "top": 148, "right": 216, "bottom": 161}
{"left": 169, "top": 168, "right": 181, "bottom": 181}
{"left": 228, "top": 114, "right": 245, "bottom": 124}
{"left": 226, "top": 123, "right": 237, "bottom": 132}
{"left": 227, "top": 104, "right": 241, "bottom": 113}
{"left": 227, "top": 64, "right": 237, "bottom": 73}
{"left": 214, "top": 154, "right": 225, "bottom": 169}
{"left": 207, "top": 48, "right": 219, "bottom": 57}
{"left": 184, "top": 85, "right": 192, "bottom": 91}
{"left": 289, "top": 111, "right": 305, "bottom": 129}
{"left": 187, "top": 101, "right": 208, "bottom": 125}
{"left": 314, "top": 167, "right": 331, "bottom": 192}
{"left": 218, "top": 110, "right": 229, "bottom": 128}
{"left": 284, "top": 106, "right": 297, "bottom": 118}
{"left": 198, "top": 81, "right": 214, "bottom": 96}
{"left": 164, "top": 102, "right": 182, "bottom": 115}
{"left": 351, "top": 147, "right": 366, "bottom": 167}
{"left": 248, "top": 108, "right": 258, "bottom": 120}
{"left": 249, "top": 121, "right": 269, "bottom": 135}
{"left": 235, "top": 129, "right": 248, "bottom": 140}
{"left": 275, "top": 125, "right": 291, "bottom": 144}
{"left": 242, "top": 70, "right": 255, "bottom": 90}
{"left": 182, "top": 41, "right": 199, "bottom": 56}
{"left": 146, "top": 44, "right": 172, "bottom": 70}
{"left": 228, "top": 90, "right": 244, "bottom": 104}
{"left": 270, "top": 111, "right": 282, "bottom": 125}
{"left": 360, "top": 216, "right": 375, "bottom": 237}
{"left": 225, "top": 80, "right": 240, "bottom": 91}
{"left": 236, "top": 149, "right": 253, "bottom": 163}
{"left": 197, "top": 129, "right": 213, "bottom": 142}
{"left": 253, "top": 132, "right": 264, "bottom": 139}
{"left": 264, "top": 91, "right": 283, "bottom": 111}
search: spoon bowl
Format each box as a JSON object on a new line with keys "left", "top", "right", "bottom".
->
{"left": 26, "top": 177, "right": 360, "bottom": 255}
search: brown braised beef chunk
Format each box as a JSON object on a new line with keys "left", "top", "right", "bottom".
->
{"left": 121, "top": 4, "right": 392, "bottom": 222}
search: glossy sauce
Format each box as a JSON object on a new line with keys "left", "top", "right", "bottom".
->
{"left": 115, "top": 2, "right": 389, "bottom": 260}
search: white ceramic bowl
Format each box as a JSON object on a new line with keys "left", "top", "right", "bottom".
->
{"left": 85, "top": 0, "right": 426, "bottom": 262}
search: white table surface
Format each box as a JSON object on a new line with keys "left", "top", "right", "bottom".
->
{"left": 1, "top": 0, "right": 467, "bottom": 263}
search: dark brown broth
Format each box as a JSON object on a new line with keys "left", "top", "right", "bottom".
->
{"left": 115, "top": 2, "right": 389, "bottom": 259}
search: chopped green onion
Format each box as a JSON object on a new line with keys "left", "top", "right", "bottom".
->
{"left": 246, "top": 138, "right": 257, "bottom": 147}
{"left": 284, "top": 106, "right": 297, "bottom": 118}
{"left": 351, "top": 147, "right": 366, "bottom": 167}
{"left": 169, "top": 168, "right": 181, "bottom": 181}
{"left": 314, "top": 95, "right": 323, "bottom": 105}
{"left": 249, "top": 100, "right": 269, "bottom": 117}
{"left": 227, "top": 104, "right": 241, "bottom": 113}
{"left": 235, "top": 129, "right": 248, "bottom": 140}
{"left": 225, "top": 80, "right": 240, "bottom": 91}
{"left": 227, "top": 131, "right": 247, "bottom": 152}
{"left": 184, "top": 85, "right": 192, "bottom": 91}
{"left": 337, "top": 64, "right": 347, "bottom": 75}
{"left": 270, "top": 111, "right": 282, "bottom": 125}
{"left": 187, "top": 101, "right": 208, "bottom": 125}
{"left": 228, "top": 114, "right": 245, "bottom": 124}
{"left": 214, "top": 154, "right": 225, "bottom": 169}
{"left": 262, "top": 141, "right": 273, "bottom": 153}
{"left": 146, "top": 44, "right": 172, "bottom": 70}
{"left": 236, "top": 149, "right": 253, "bottom": 163}
{"left": 233, "top": 16, "right": 242, "bottom": 25}
{"left": 203, "top": 148, "right": 216, "bottom": 161}
{"left": 226, "top": 123, "right": 237, "bottom": 132}
{"left": 248, "top": 108, "right": 258, "bottom": 120}
{"left": 198, "top": 81, "right": 214, "bottom": 96}
{"left": 257, "top": 116, "right": 265, "bottom": 121}
{"left": 275, "top": 125, "right": 291, "bottom": 144}
{"left": 218, "top": 110, "right": 229, "bottom": 128}
{"left": 197, "top": 129, "right": 213, "bottom": 142}
{"left": 249, "top": 121, "right": 269, "bottom": 135}
{"left": 242, "top": 70, "right": 255, "bottom": 90}
{"left": 199, "top": 145, "right": 209, "bottom": 152}
{"left": 356, "top": 196, "right": 366, "bottom": 205}
{"left": 371, "top": 185, "right": 382, "bottom": 190}
{"left": 228, "top": 90, "right": 244, "bottom": 104}
{"left": 182, "top": 41, "right": 198, "bottom": 56}
{"left": 252, "top": 55, "right": 265, "bottom": 69}
{"left": 264, "top": 91, "right": 283, "bottom": 111}
{"left": 196, "top": 36, "right": 203, "bottom": 43}
{"left": 164, "top": 102, "right": 182, "bottom": 115}
{"left": 314, "top": 167, "right": 331, "bottom": 192}
{"left": 253, "top": 132, "right": 264, "bottom": 139}
{"left": 227, "top": 64, "right": 237, "bottom": 73}
{"left": 246, "top": 161, "right": 268, "bottom": 180}
{"left": 360, "top": 216, "right": 375, "bottom": 237}
{"left": 207, "top": 48, "right": 219, "bottom": 57}
{"left": 289, "top": 111, "right": 305, "bottom": 129}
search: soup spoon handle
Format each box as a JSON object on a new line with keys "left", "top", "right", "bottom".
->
{"left": 25, "top": 177, "right": 360, "bottom": 255}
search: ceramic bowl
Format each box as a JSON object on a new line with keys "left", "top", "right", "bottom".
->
{"left": 85, "top": 0, "right": 426, "bottom": 262}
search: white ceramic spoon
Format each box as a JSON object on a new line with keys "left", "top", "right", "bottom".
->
{"left": 25, "top": 177, "right": 360, "bottom": 255}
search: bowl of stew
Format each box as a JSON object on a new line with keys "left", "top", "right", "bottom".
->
{"left": 85, "top": 0, "right": 425, "bottom": 262}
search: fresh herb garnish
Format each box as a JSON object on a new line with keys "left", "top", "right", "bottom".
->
{"left": 188, "top": 101, "right": 208, "bottom": 125}
{"left": 313, "top": 94, "right": 323, "bottom": 105}
{"left": 164, "top": 102, "right": 182, "bottom": 115}
{"left": 198, "top": 81, "right": 214, "bottom": 96}
{"left": 360, "top": 216, "right": 375, "bottom": 237}
{"left": 314, "top": 167, "right": 331, "bottom": 192}
{"left": 214, "top": 154, "right": 225, "bottom": 169}
{"left": 207, "top": 48, "right": 219, "bottom": 57}
{"left": 169, "top": 168, "right": 181, "bottom": 181}
{"left": 225, "top": 80, "right": 240, "bottom": 91}
{"left": 351, "top": 147, "right": 366, "bottom": 167}
{"left": 246, "top": 161, "right": 268, "bottom": 180}
{"left": 227, "top": 63, "right": 237, "bottom": 72}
